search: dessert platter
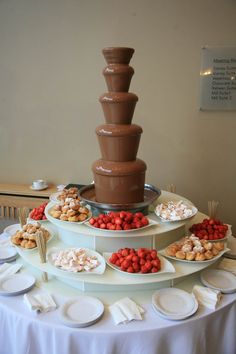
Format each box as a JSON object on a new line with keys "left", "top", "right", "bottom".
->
{"left": 10, "top": 47, "right": 233, "bottom": 294}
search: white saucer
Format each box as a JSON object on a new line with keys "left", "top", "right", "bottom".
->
{"left": 59, "top": 296, "right": 104, "bottom": 327}
{"left": 152, "top": 288, "right": 198, "bottom": 320}
{"left": 201, "top": 269, "right": 236, "bottom": 294}
{"left": 30, "top": 184, "right": 48, "bottom": 191}
{"left": 4, "top": 224, "right": 21, "bottom": 237}
{"left": 0, "top": 246, "right": 18, "bottom": 262}
{"left": 0, "top": 274, "right": 35, "bottom": 296}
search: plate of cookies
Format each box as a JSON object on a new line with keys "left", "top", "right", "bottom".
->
{"left": 10, "top": 222, "right": 53, "bottom": 251}
{"left": 48, "top": 200, "right": 91, "bottom": 224}
{"left": 159, "top": 235, "right": 229, "bottom": 263}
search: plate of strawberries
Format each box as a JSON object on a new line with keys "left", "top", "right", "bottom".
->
{"left": 189, "top": 218, "right": 231, "bottom": 242}
{"left": 86, "top": 211, "right": 158, "bottom": 232}
{"left": 103, "top": 247, "right": 175, "bottom": 275}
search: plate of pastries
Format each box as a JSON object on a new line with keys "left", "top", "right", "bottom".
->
{"left": 159, "top": 235, "right": 228, "bottom": 263}
{"left": 11, "top": 222, "right": 52, "bottom": 250}
{"left": 49, "top": 199, "right": 91, "bottom": 224}
{"left": 50, "top": 187, "right": 80, "bottom": 204}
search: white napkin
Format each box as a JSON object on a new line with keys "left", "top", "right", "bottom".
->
{"left": 192, "top": 285, "right": 221, "bottom": 310}
{"left": 24, "top": 292, "right": 57, "bottom": 313}
{"left": 109, "top": 297, "right": 145, "bottom": 325}
{"left": 218, "top": 258, "right": 236, "bottom": 276}
{"left": 0, "top": 263, "right": 22, "bottom": 280}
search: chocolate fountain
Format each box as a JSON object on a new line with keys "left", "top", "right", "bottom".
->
{"left": 79, "top": 47, "right": 160, "bottom": 212}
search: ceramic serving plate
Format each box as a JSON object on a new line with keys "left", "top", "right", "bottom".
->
{"left": 152, "top": 288, "right": 198, "bottom": 320}
{"left": 0, "top": 274, "right": 35, "bottom": 296}
{"left": 85, "top": 218, "right": 158, "bottom": 233}
{"left": 59, "top": 296, "right": 104, "bottom": 328}
{"left": 47, "top": 247, "right": 106, "bottom": 275}
{"left": 200, "top": 269, "right": 236, "bottom": 293}
{"left": 103, "top": 253, "right": 175, "bottom": 276}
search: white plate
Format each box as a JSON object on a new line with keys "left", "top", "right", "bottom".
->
{"left": 152, "top": 288, "right": 198, "bottom": 320}
{"left": 4, "top": 224, "right": 21, "bottom": 237}
{"left": 159, "top": 247, "right": 230, "bottom": 264}
{"left": 0, "top": 246, "right": 18, "bottom": 262}
{"left": 155, "top": 201, "right": 198, "bottom": 222}
{"left": 27, "top": 217, "right": 48, "bottom": 224}
{"left": 47, "top": 247, "right": 106, "bottom": 275}
{"left": 0, "top": 274, "right": 35, "bottom": 296}
{"left": 200, "top": 269, "right": 236, "bottom": 294}
{"left": 30, "top": 184, "right": 48, "bottom": 191}
{"left": 103, "top": 253, "right": 175, "bottom": 276}
{"left": 48, "top": 207, "right": 92, "bottom": 225}
{"left": 49, "top": 192, "right": 63, "bottom": 204}
{"left": 189, "top": 224, "right": 232, "bottom": 243}
{"left": 85, "top": 218, "right": 159, "bottom": 233}
{"left": 59, "top": 296, "right": 104, "bottom": 328}
{"left": 224, "top": 235, "right": 236, "bottom": 259}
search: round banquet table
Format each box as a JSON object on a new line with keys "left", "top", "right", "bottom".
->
{"left": 0, "top": 259, "right": 235, "bottom": 354}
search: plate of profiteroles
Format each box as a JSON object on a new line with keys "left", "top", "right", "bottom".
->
{"left": 10, "top": 222, "right": 52, "bottom": 250}
{"left": 50, "top": 187, "right": 80, "bottom": 204}
{"left": 155, "top": 200, "right": 198, "bottom": 222}
{"left": 49, "top": 199, "right": 91, "bottom": 224}
{"left": 159, "top": 235, "right": 229, "bottom": 263}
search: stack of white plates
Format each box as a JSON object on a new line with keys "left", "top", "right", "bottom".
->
{"left": 201, "top": 269, "right": 236, "bottom": 294}
{"left": 3, "top": 224, "right": 21, "bottom": 237}
{"left": 59, "top": 296, "right": 104, "bottom": 328}
{"left": 152, "top": 288, "right": 198, "bottom": 320}
{"left": 0, "top": 247, "right": 18, "bottom": 264}
{"left": 0, "top": 274, "right": 36, "bottom": 296}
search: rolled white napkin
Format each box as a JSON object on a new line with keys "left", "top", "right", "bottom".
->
{"left": 192, "top": 285, "right": 221, "bottom": 310}
{"left": 109, "top": 297, "right": 145, "bottom": 325}
{"left": 24, "top": 292, "right": 57, "bottom": 313}
{"left": 0, "top": 263, "right": 22, "bottom": 280}
{"left": 218, "top": 258, "right": 236, "bottom": 276}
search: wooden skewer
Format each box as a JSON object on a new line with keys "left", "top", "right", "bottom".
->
{"left": 36, "top": 231, "right": 48, "bottom": 282}
{"left": 208, "top": 200, "right": 219, "bottom": 219}
{"left": 18, "top": 207, "right": 28, "bottom": 228}
{"left": 166, "top": 184, "right": 176, "bottom": 193}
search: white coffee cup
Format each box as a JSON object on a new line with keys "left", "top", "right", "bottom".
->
{"left": 32, "top": 179, "right": 46, "bottom": 189}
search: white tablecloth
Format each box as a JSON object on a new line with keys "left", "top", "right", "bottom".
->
{"left": 0, "top": 231, "right": 236, "bottom": 354}
{"left": 0, "top": 275, "right": 235, "bottom": 354}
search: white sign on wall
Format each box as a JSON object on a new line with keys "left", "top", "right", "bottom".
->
{"left": 200, "top": 46, "right": 236, "bottom": 110}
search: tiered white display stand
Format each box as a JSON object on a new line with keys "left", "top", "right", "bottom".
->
{"left": 17, "top": 191, "right": 217, "bottom": 292}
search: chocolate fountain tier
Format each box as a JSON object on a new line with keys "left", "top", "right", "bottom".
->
{"left": 96, "top": 123, "right": 142, "bottom": 162}
{"left": 92, "top": 159, "right": 147, "bottom": 204}
{"left": 79, "top": 183, "right": 161, "bottom": 214}
{"left": 100, "top": 92, "right": 138, "bottom": 125}
{"left": 103, "top": 64, "right": 134, "bottom": 92}
{"left": 102, "top": 47, "right": 134, "bottom": 64}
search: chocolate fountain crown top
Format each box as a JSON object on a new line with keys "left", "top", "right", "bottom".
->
{"left": 102, "top": 47, "right": 135, "bottom": 65}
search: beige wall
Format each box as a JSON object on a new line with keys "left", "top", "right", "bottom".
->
{"left": 0, "top": 0, "right": 236, "bottom": 230}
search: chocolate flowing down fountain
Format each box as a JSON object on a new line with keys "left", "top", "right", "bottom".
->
{"left": 79, "top": 47, "right": 161, "bottom": 212}
{"left": 92, "top": 47, "right": 147, "bottom": 204}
